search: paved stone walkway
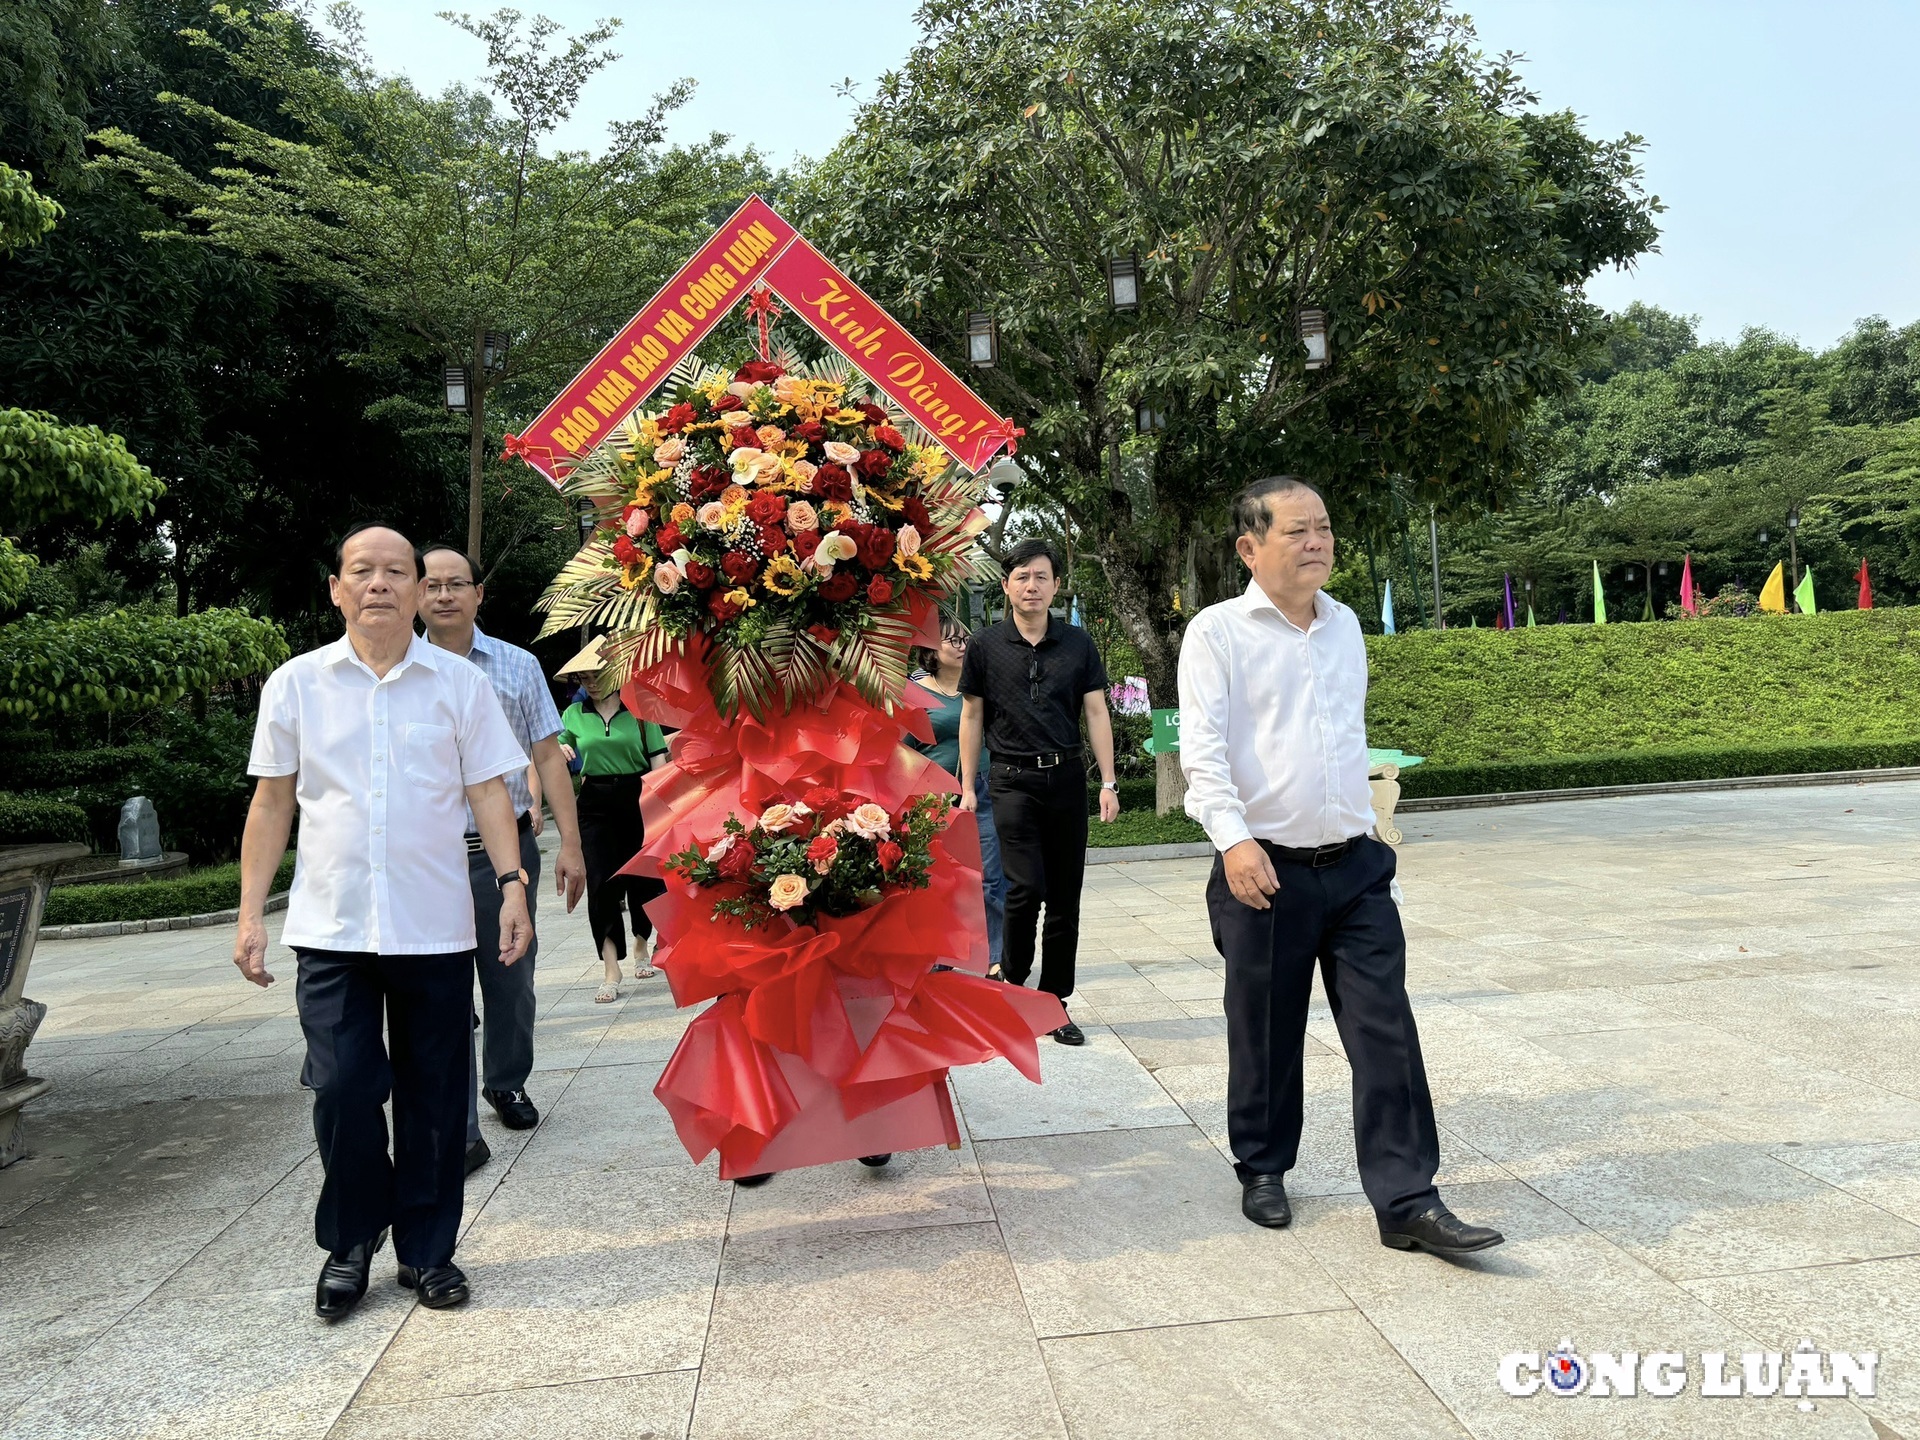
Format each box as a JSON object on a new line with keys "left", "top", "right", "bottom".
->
{"left": 3, "top": 782, "right": 1919, "bottom": 1437}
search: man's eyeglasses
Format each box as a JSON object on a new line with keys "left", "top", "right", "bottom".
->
{"left": 1028, "top": 654, "right": 1044, "bottom": 703}
{"left": 424, "top": 580, "right": 476, "bottom": 597}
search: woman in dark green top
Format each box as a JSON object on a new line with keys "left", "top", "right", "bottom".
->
{"left": 907, "top": 619, "right": 1005, "bottom": 975}
{"left": 559, "top": 672, "right": 671, "bottom": 1001}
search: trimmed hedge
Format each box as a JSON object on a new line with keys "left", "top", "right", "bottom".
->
{"left": 1399, "top": 739, "right": 1920, "bottom": 799}
{"left": 41, "top": 852, "right": 296, "bottom": 927}
{"left": 1366, "top": 608, "right": 1920, "bottom": 764}
{"left": 0, "top": 790, "right": 89, "bottom": 844}
{"left": 1090, "top": 810, "right": 1206, "bottom": 847}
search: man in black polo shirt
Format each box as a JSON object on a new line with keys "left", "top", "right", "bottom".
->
{"left": 959, "top": 537, "right": 1121, "bottom": 1045}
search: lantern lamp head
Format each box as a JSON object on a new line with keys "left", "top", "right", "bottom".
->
{"left": 1105, "top": 253, "right": 1141, "bottom": 313}
{"left": 1297, "top": 307, "right": 1331, "bottom": 370}
{"left": 965, "top": 312, "right": 1000, "bottom": 368}
{"left": 443, "top": 364, "right": 471, "bottom": 414}
{"left": 1134, "top": 400, "right": 1165, "bottom": 435}
{"left": 482, "top": 331, "right": 510, "bottom": 372}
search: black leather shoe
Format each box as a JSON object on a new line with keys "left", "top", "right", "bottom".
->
{"left": 464, "top": 1137, "right": 491, "bottom": 1178}
{"left": 734, "top": 1172, "right": 773, "bottom": 1187}
{"left": 482, "top": 1088, "right": 539, "bottom": 1130}
{"left": 1241, "top": 1176, "right": 1292, "bottom": 1228}
{"left": 1379, "top": 1204, "right": 1504, "bottom": 1257}
{"left": 398, "top": 1262, "right": 471, "bottom": 1308}
{"left": 1051, "top": 1018, "right": 1086, "bottom": 1046}
{"left": 315, "top": 1228, "right": 387, "bottom": 1320}
{"left": 857, "top": 1154, "right": 892, "bottom": 1167}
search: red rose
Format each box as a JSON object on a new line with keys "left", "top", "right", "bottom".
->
{"left": 903, "top": 497, "right": 932, "bottom": 532}
{"left": 735, "top": 360, "right": 784, "bottom": 384}
{"left": 874, "top": 424, "right": 907, "bottom": 453}
{"left": 803, "top": 786, "right": 838, "bottom": 812}
{"left": 689, "top": 468, "right": 730, "bottom": 502}
{"left": 806, "top": 833, "right": 839, "bottom": 870}
{"left": 683, "top": 559, "right": 715, "bottom": 588}
{"left": 858, "top": 402, "right": 887, "bottom": 424}
{"left": 818, "top": 571, "right": 858, "bottom": 603}
{"left": 794, "top": 420, "right": 825, "bottom": 443}
{"left": 758, "top": 524, "right": 789, "bottom": 555}
{"left": 654, "top": 522, "right": 685, "bottom": 554}
{"left": 806, "top": 623, "right": 840, "bottom": 647}
{"left": 867, "top": 574, "right": 896, "bottom": 605}
{"left": 857, "top": 448, "right": 894, "bottom": 479}
{"left": 659, "top": 402, "right": 696, "bottom": 434}
{"left": 612, "top": 536, "right": 641, "bottom": 567}
{"left": 715, "top": 838, "right": 755, "bottom": 879}
{"left": 745, "top": 491, "right": 787, "bottom": 526}
{"left": 812, "top": 464, "right": 854, "bottom": 501}
{"left": 730, "top": 423, "right": 758, "bottom": 450}
{"left": 711, "top": 393, "right": 743, "bottom": 412}
{"left": 790, "top": 528, "right": 821, "bottom": 561}
{"left": 708, "top": 589, "right": 744, "bottom": 622}
{"left": 721, "top": 552, "right": 759, "bottom": 584}
{"left": 856, "top": 528, "right": 894, "bottom": 569}
{"left": 875, "top": 840, "right": 904, "bottom": 873}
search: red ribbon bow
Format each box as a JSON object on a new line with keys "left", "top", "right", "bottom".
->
{"left": 981, "top": 417, "right": 1026, "bottom": 457}
{"left": 745, "top": 287, "right": 784, "bottom": 361}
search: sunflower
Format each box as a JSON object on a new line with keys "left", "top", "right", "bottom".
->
{"left": 762, "top": 553, "right": 806, "bottom": 597}
{"left": 618, "top": 555, "right": 655, "bottom": 590}
{"left": 895, "top": 552, "right": 934, "bottom": 582}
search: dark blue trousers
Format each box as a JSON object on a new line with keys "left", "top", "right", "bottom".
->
{"left": 295, "top": 947, "right": 474, "bottom": 1267}
{"left": 1208, "top": 836, "right": 1440, "bottom": 1222}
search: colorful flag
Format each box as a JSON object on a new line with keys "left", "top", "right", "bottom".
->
{"left": 1503, "top": 574, "right": 1516, "bottom": 630}
{"left": 1680, "top": 555, "right": 1698, "bottom": 615}
{"left": 1526, "top": 604, "right": 1536, "bottom": 628}
{"left": 1470, "top": 616, "right": 1478, "bottom": 628}
{"left": 1758, "top": 562, "right": 1787, "bottom": 614}
{"left": 1858, "top": 557, "right": 1874, "bottom": 610}
{"left": 1591, "top": 561, "right": 1607, "bottom": 624}
{"left": 1381, "top": 579, "right": 1396, "bottom": 635}
{"left": 1793, "top": 568, "right": 1816, "bottom": 615}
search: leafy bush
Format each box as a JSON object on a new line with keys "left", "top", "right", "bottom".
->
{"left": 0, "top": 607, "right": 288, "bottom": 719}
{"left": 41, "top": 852, "right": 296, "bottom": 927}
{"left": 132, "top": 708, "right": 258, "bottom": 860}
{"left": 0, "top": 407, "right": 164, "bottom": 531}
{"left": 1366, "top": 608, "right": 1920, "bottom": 764}
{"left": 0, "top": 790, "right": 89, "bottom": 844}
{"left": 1089, "top": 810, "right": 1206, "bottom": 847}
{"left": 1400, "top": 739, "right": 1920, "bottom": 799}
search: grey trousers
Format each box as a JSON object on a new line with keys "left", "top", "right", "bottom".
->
{"left": 466, "top": 826, "right": 541, "bottom": 1144}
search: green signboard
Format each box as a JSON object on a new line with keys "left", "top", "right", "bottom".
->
{"left": 1145, "top": 707, "right": 1181, "bottom": 755}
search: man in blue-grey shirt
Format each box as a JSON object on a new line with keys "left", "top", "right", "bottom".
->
{"left": 420, "top": 545, "right": 586, "bottom": 1167}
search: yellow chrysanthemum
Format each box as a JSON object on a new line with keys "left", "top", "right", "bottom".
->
{"left": 762, "top": 554, "right": 805, "bottom": 597}
{"left": 896, "top": 552, "right": 934, "bottom": 582}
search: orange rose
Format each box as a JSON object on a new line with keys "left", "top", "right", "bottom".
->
{"left": 767, "top": 873, "right": 810, "bottom": 911}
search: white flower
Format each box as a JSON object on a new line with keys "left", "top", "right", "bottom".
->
{"left": 845, "top": 803, "right": 891, "bottom": 840}
{"left": 705, "top": 834, "right": 735, "bottom": 864}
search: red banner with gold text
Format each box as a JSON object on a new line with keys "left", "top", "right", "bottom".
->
{"left": 513, "top": 195, "right": 797, "bottom": 484}
{"left": 762, "top": 237, "right": 1019, "bottom": 473}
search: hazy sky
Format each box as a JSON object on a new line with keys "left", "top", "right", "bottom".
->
{"left": 355, "top": 1, "right": 1920, "bottom": 350}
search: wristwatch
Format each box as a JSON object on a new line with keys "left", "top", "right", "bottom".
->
{"left": 1100, "top": 780, "right": 1119, "bottom": 791}
{"left": 496, "top": 867, "right": 529, "bottom": 891}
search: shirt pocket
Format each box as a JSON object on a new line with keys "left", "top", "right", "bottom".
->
{"left": 401, "top": 721, "right": 458, "bottom": 788}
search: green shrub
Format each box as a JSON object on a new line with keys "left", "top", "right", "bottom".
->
{"left": 1399, "top": 739, "right": 1920, "bottom": 799}
{"left": 0, "top": 607, "right": 287, "bottom": 720}
{"left": 0, "top": 790, "right": 89, "bottom": 844}
{"left": 1088, "top": 810, "right": 1207, "bottom": 847}
{"left": 41, "top": 852, "right": 296, "bottom": 927}
{"left": 132, "top": 708, "right": 257, "bottom": 860}
{"left": 1367, "top": 608, "right": 1920, "bottom": 764}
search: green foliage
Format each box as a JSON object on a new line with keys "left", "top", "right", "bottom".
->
{"left": 0, "top": 790, "right": 89, "bottom": 844}
{"left": 0, "top": 534, "right": 33, "bottom": 608}
{"left": 1087, "top": 808, "right": 1205, "bottom": 848}
{"left": 1365, "top": 608, "right": 1920, "bottom": 764}
{"left": 0, "top": 162, "right": 61, "bottom": 253}
{"left": 797, "top": 0, "right": 1660, "bottom": 699}
{"left": 1398, "top": 740, "right": 1920, "bottom": 800}
{"left": 0, "top": 409, "right": 166, "bottom": 533}
{"left": 41, "top": 851, "right": 295, "bottom": 926}
{"left": 131, "top": 706, "right": 258, "bottom": 859}
{"left": 0, "top": 607, "right": 287, "bottom": 719}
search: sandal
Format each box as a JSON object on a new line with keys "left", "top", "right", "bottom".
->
{"left": 593, "top": 981, "right": 620, "bottom": 1004}
{"left": 633, "top": 934, "right": 658, "bottom": 981}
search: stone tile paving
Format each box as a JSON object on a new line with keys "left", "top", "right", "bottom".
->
{"left": 4, "top": 782, "right": 1919, "bottom": 1436}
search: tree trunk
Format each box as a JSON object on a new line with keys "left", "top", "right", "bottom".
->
{"left": 466, "top": 331, "right": 487, "bottom": 560}
{"left": 1097, "top": 541, "right": 1187, "bottom": 813}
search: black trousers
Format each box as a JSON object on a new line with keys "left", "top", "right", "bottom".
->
{"left": 466, "top": 826, "right": 542, "bottom": 1145}
{"left": 577, "top": 772, "right": 664, "bottom": 961}
{"left": 1208, "top": 837, "right": 1440, "bottom": 1222}
{"left": 989, "top": 761, "right": 1089, "bottom": 1001}
{"left": 295, "top": 947, "right": 474, "bottom": 1267}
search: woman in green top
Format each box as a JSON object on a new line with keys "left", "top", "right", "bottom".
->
{"left": 559, "top": 671, "right": 672, "bottom": 1002}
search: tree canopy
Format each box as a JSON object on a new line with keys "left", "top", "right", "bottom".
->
{"left": 795, "top": 0, "right": 1660, "bottom": 697}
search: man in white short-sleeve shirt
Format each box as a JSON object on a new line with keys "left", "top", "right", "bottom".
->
{"left": 235, "top": 523, "right": 531, "bottom": 1321}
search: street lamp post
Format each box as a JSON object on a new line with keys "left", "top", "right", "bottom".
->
{"left": 1787, "top": 505, "right": 1801, "bottom": 589}
{"left": 1428, "top": 506, "right": 1445, "bottom": 629}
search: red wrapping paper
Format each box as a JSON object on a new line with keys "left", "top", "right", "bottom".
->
{"left": 627, "top": 652, "right": 1064, "bottom": 1178}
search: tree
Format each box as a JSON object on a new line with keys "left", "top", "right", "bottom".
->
{"left": 794, "top": 0, "right": 1659, "bottom": 722}
{"left": 95, "top": 4, "right": 761, "bottom": 561}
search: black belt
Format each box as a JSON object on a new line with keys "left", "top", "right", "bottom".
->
{"left": 1264, "top": 836, "right": 1364, "bottom": 869}
{"left": 996, "top": 749, "right": 1083, "bottom": 771}
{"left": 464, "top": 810, "right": 533, "bottom": 853}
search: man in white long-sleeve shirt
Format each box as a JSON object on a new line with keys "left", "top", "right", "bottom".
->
{"left": 1179, "top": 476, "right": 1502, "bottom": 1256}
